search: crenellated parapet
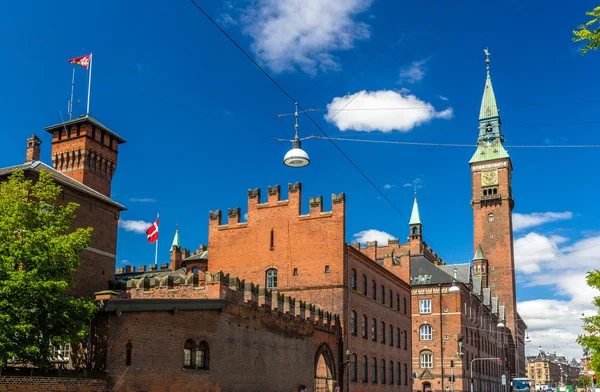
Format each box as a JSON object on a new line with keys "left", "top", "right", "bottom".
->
{"left": 111, "top": 270, "right": 340, "bottom": 331}
{"left": 210, "top": 182, "right": 345, "bottom": 229}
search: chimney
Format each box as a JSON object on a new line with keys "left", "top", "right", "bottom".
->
{"left": 25, "top": 135, "right": 42, "bottom": 163}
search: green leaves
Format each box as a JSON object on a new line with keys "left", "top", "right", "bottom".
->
{"left": 573, "top": 6, "right": 600, "bottom": 55}
{"left": 0, "top": 170, "right": 95, "bottom": 369}
{"left": 577, "top": 269, "right": 600, "bottom": 374}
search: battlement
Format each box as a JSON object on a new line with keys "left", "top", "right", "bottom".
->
{"left": 209, "top": 182, "right": 345, "bottom": 228}
{"left": 110, "top": 271, "right": 340, "bottom": 331}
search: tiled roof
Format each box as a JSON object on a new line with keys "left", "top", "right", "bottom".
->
{"left": 184, "top": 251, "right": 208, "bottom": 262}
{"left": 0, "top": 161, "right": 126, "bottom": 210}
{"left": 411, "top": 256, "right": 471, "bottom": 285}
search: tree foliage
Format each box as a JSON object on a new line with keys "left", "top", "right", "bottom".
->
{"left": 577, "top": 270, "right": 600, "bottom": 373}
{"left": 573, "top": 6, "right": 600, "bottom": 55}
{"left": 0, "top": 170, "right": 96, "bottom": 369}
{"left": 578, "top": 375, "right": 592, "bottom": 388}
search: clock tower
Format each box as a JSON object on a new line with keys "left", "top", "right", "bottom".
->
{"left": 470, "top": 52, "right": 525, "bottom": 376}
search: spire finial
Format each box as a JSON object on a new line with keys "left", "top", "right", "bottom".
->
{"left": 484, "top": 48, "right": 491, "bottom": 66}
{"left": 414, "top": 185, "right": 417, "bottom": 199}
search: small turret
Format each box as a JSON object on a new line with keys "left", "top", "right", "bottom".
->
{"left": 472, "top": 244, "right": 489, "bottom": 288}
{"left": 170, "top": 225, "right": 182, "bottom": 271}
{"left": 409, "top": 190, "right": 422, "bottom": 239}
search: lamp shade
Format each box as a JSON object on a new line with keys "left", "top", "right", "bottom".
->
{"left": 283, "top": 137, "right": 310, "bottom": 168}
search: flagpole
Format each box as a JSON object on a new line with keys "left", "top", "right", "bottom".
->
{"left": 86, "top": 53, "right": 92, "bottom": 115}
{"left": 69, "top": 68, "right": 75, "bottom": 120}
{"left": 154, "top": 213, "right": 159, "bottom": 266}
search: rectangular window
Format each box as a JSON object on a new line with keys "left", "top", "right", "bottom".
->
{"left": 325, "top": 265, "right": 330, "bottom": 273}
{"left": 293, "top": 268, "right": 298, "bottom": 276}
{"left": 419, "top": 299, "right": 432, "bottom": 314}
{"left": 420, "top": 353, "right": 433, "bottom": 368}
{"left": 52, "top": 344, "right": 70, "bottom": 363}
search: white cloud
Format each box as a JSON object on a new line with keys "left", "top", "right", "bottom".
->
{"left": 121, "top": 259, "right": 129, "bottom": 264}
{"left": 325, "top": 90, "right": 453, "bottom": 132}
{"left": 403, "top": 177, "right": 424, "bottom": 189}
{"left": 118, "top": 219, "right": 151, "bottom": 234}
{"left": 512, "top": 211, "right": 573, "bottom": 231}
{"left": 241, "top": 0, "right": 373, "bottom": 74}
{"left": 516, "top": 231, "right": 600, "bottom": 359}
{"left": 352, "top": 229, "right": 395, "bottom": 245}
{"left": 129, "top": 198, "right": 157, "bottom": 203}
{"left": 383, "top": 184, "right": 396, "bottom": 189}
{"left": 438, "top": 95, "right": 449, "bottom": 101}
{"left": 398, "top": 59, "right": 428, "bottom": 84}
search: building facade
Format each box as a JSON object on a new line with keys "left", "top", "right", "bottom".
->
{"left": 207, "top": 184, "right": 414, "bottom": 391}
{"left": 0, "top": 115, "right": 126, "bottom": 297}
{"left": 526, "top": 349, "right": 581, "bottom": 389}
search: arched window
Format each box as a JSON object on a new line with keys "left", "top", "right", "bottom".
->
{"left": 192, "top": 267, "right": 199, "bottom": 275}
{"left": 351, "top": 311, "right": 357, "bottom": 335}
{"left": 183, "top": 339, "right": 195, "bottom": 368}
{"left": 372, "top": 357, "right": 378, "bottom": 383}
{"left": 362, "top": 314, "right": 367, "bottom": 338}
{"left": 389, "top": 289, "right": 393, "bottom": 307}
{"left": 197, "top": 341, "right": 209, "bottom": 370}
{"left": 266, "top": 268, "right": 278, "bottom": 289}
{"left": 372, "top": 318, "right": 377, "bottom": 341}
{"left": 381, "top": 285, "right": 385, "bottom": 303}
{"left": 404, "top": 329, "right": 408, "bottom": 349}
{"left": 362, "top": 275, "right": 367, "bottom": 295}
{"left": 389, "top": 324, "right": 393, "bottom": 346}
{"left": 403, "top": 297, "right": 407, "bottom": 314}
{"left": 362, "top": 355, "right": 368, "bottom": 382}
{"left": 381, "top": 321, "right": 385, "bottom": 344}
{"left": 397, "top": 362, "right": 401, "bottom": 385}
{"left": 351, "top": 269, "right": 357, "bottom": 289}
{"left": 420, "top": 324, "right": 433, "bottom": 341}
{"left": 404, "top": 363, "right": 408, "bottom": 385}
{"left": 412, "top": 226, "right": 418, "bottom": 235}
{"left": 372, "top": 280, "right": 377, "bottom": 299}
{"left": 420, "top": 350, "right": 433, "bottom": 368}
{"left": 488, "top": 213, "right": 495, "bottom": 223}
{"left": 351, "top": 354, "right": 357, "bottom": 381}
{"left": 381, "top": 359, "right": 386, "bottom": 384}
{"left": 396, "top": 327, "right": 401, "bottom": 348}
{"left": 125, "top": 341, "right": 132, "bottom": 366}
{"left": 396, "top": 293, "right": 400, "bottom": 311}
{"left": 483, "top": 189, "right": 488, "bottom": 196}
{"left": 390, "top": 360, "right": 394, "bottom": 385}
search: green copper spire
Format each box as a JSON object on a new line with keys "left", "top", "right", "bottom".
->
{"left": 470, "top": 49, "right": 510, "bottom": 164}
{"left": 172, "top": 225, "right": 181, "bottom": 249}
{"left": 409, "top": 191, "right": 421, "bottom": 225}
{"left": 473, "top": 244, "right": 487, "bottom": 260}
{"left": 479, "top": 49, "right": 499, "bottom": 121}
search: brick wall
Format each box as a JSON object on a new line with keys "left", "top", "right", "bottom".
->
{"left": 208, "top": 183, "right": 346, "bottom": 312}
{"left": 0, "top": 376, "right": 107, "bottom": 392}
{"left": 103, "top": 303, "right": 339, "bottom": 392}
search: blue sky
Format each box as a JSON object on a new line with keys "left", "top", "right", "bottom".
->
{"left": 1, "top": 0, "right": 599, "bottom": 358}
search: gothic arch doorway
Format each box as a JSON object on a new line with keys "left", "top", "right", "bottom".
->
{"left": 423, "top": 381, "right": 432, "bottom": 392}
{"left": 314, "top": 344, "right": 335, "bottom": 392}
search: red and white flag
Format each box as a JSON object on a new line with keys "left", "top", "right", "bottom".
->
{"left": 68, "top": 54, "right": 91, "bottom": 69}
{"left": 146, "top": 218, "right": 159, "bottom": 244}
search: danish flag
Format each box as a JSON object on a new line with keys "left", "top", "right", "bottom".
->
{"left": 68, "top": 54, "right": 91, "bottom": 69}
{"left": 146, "top": 218, "right": 159, "bottom": 244}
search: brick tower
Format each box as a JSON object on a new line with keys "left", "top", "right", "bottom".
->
{"left": 44, "top": 115, "right": 126, "bottom": 197}
{"left": 469, "top": 52, "right": 525, "bottom": 376}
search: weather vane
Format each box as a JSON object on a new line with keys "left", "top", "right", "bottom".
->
{"left": 484, "top": 48, "right": 491, "bottom": 63}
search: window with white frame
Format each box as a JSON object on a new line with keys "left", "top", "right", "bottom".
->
{"left": 52, "top": 343, "right": 70, "bottom": 362}
{"left": 419, "top": 299, "right": 432, "bottom": 314}
{"left": 420, "top": 351, "right": 433, "bottom": 368}
{"left": 420, "top": 324, "right": 432, "bottom": 341}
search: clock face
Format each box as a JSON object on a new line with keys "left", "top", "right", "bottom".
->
{"left": 481, "top": 170, "right": 498, "bottom": 186}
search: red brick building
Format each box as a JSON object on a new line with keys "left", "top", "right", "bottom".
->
{"left": 0, "top": 115, "right": 126, "bottom": 297}
{"left": 207, "top": 184, "right": 414, "bottom": 392}
{"left": 99, "top": 271, "right": 341, "bottom": 392}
